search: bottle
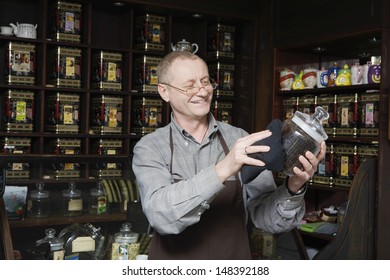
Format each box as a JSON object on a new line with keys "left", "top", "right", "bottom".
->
{"left": 62, "top": 181, "right": 83, "bottom": 216}
{"left": 27, "top": 182, "right": 51, "bottom": 218}
{"left": 88, "top": 180, "right": 108, "bottom": 215}
{"left": 35, "top": 228, "right": 64, "bottom": 260}
{"left": 111, "top": 223, "right": 139, "bottom": 260}
{"left": 281, "top": 106, "right": 329, "bottom": 176}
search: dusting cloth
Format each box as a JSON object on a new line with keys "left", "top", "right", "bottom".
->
{"left": 240, "top": 118, "right": 285, "bottom": 184}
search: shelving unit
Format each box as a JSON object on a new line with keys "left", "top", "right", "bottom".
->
{"left": 271, "top": 26, "right": 389, "bottom": 258}
{"left": 0, "top": 0, "right": 257, "bottom": 254}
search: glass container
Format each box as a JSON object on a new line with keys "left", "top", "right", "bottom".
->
{"left": 27, "top": 183, "right": 51, "bottom": 218}
{"left": 281, "top": 106, "right": 329, "bottom": 176}
{"left": 61, "top": 182, "right": 83, "bottom": 216}
{"left": 35, "top": 228, "right": 64, "bottom": 260}
{"left": 88, "top": 181, "right": 109, "bottom": 215}
{"left": 111, "top": 223, "right": 140, "bottom": 260}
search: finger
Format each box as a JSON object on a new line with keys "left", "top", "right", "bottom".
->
{"left": 240, "top": 130, "right": 272, "bottom": 147}
{"left": 244, "top": 145, "right": 270, "bottom": 155}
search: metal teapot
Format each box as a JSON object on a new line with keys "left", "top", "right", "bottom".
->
{"left": 10, "top": 22, "right": 37, "bottom": 39}
{"left": 171, "top": 39, "right": 198, "bottom": 54}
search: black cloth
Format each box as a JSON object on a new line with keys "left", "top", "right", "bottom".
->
{"left": 241, "top": 118, "right": 285, "bottom": 184}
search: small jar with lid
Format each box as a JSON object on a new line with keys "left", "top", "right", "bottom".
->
{"left": 281, "top": 106, "right": 329, "bottom": 176}
{"left": 27, "top": 183, "right": 51, "bottom": 218}
{"left": 111, "top": 223, "right": 140, "bottom": 260}
{"left": 36, "top": 228, "right": 64, "bottom": 260}
{"left": 61, "top": 181, "right": 83, "bottom": 216}
{"left": 88, "top": 180, "right": 109, "bottom": 215}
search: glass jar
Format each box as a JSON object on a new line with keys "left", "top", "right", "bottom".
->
{"left": 35, "top": 228, "right": 64, "bottom": 260}
{"left": 88, "top": 181, "right": 109, "bottom": 215}
{"left": 281, "top": 106, "right": 329, "bottom": 176}
{"left": 111, "top": 223, "right": 140, "bottom": 260}
{"left": 27, "top": 183, "right": 51, "bottom": 218}
{"left": 61, "top": 182, "right": 83, "bottom": 216}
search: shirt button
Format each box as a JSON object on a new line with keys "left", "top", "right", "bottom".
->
{"left": 282, "top": 217, "right": 287, "bottom": 221}
{"left": 286, "top": 199, "right": 291, "bottom": 203}
{"left": 197, "top": 211, "right": 202, "bottom": 216}
{"left": 185, "top": 141, "right": 189, "bottom": 146}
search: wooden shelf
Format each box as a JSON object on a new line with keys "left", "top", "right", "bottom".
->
{"left": 8, "top": 212, "right": 127, "bottom": 228}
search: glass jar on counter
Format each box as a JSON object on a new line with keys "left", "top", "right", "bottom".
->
{"left": 35, "top": 228, "right": 64, "bottom": 260}
{"left": 281, "top": 106, "right": 329, "bottom": 176}
{"left": 27, "top": 183, "right": 51, "bottom": 218}
{"left": 61, "top": 182, "right": 83, "bottom": 216}
{"left": 111, "top": 223, "right": 140, "bottom": 260}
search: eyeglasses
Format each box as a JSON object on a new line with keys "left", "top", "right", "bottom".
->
{"left": 160, "top": 77, "right": 218, "bottom": 97}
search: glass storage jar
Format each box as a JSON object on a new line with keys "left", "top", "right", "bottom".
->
{"left": 61, "top": 182, "right": 83, "bottom": 216}
{"left": 27, "top": 183, "right": 51, "bottom": 218}
{"left": 281, "top": 106, "right": 329, "bottom": 176}
{"left": 111, "top": 223, "right": 140, "bottom": 260}
{"left": 88, "top": 181, "right": 109, "bottom": 215}
{"left": 35, "top": 228, "right": 64, "bottom": 260}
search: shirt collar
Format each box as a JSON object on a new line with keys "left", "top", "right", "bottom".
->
{"left": 170, "top": 112, "right": 219, "bottom": 141}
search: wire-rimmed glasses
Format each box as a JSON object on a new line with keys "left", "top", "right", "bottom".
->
{"left": 160, "top": 77, "right": 218, "bottom": 97}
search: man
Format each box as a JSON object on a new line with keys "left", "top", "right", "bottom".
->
{"left": 132, "top": 51, "right": 326, "bottom": 259}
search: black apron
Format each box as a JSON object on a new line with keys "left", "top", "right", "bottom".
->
{"left": 148, "top": 129, "right": 251, "bottom": 259}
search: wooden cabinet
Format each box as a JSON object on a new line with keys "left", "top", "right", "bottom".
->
{"left": 0, "top": 0, "right": 257, "bottom": 252}
{"left": 270, "top": 10, "right": 390, "bottom": 259}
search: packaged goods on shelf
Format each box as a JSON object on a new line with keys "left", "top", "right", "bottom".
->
{"left": 48, "top": 46, "right": 82, "bottom": 88}
{"left": 212, "top": 101, "right": 233, "bottom": 124}
{"left": 90, "top": 95, "right": 123, "bottom": 134}
{"left": 46, "top": 92, "right": 80, "bottom": 133}
{"left": 92, "top": 139, "right": 123, "bottom": 178}
{"left": 133, "top": 55, "right": 162, "bottom": 94}
{"left": 336, "top": 93, "right": 359, "bottom": 137}
{"left": 131, "top": 97, "right": 162, "bottom": 135}
{"left": 49, "top": 1, "right": 82, "bottom": 43}
{"left": 134, "top": 13, "right": 166, "bottom": 52}
{"left": 207, "top": 23, "right": 235, "bottom": 59}
{"left": 1, "top": 137, "right": 31, "bottom": 179}
{"left": 48, "top": 138, "right": 81, "bottom": 179}
{"left": 334, "top": 144, "right": 358, "bottom": 188}
{"left": 317, "top": 94, "right": 337, "bottom": 137}
{"left": 0, "top": 90, "right": 34, "bottom": 132}
{"left": 358, "top": 92, "right": 380, "bottom": 136}
{"left": 5, "top": 42, "right": 36, "bottom": 85}
{"left": 91, "top": 51, "right": 123, "bottom": 91}
{"left": 209, "top": 62, "right": 235, "bottom": 97}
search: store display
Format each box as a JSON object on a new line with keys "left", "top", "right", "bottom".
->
{"left": 27, "top": 183, "right": 51, "bottom": 218}
{"left": 133, "top": 55, "right": 162, "bottom": 94}
{"left": 46, "top": 92, "right": 80, "bottom": 133}
{"left": 49, "top": 138, "right": 81, "bottom": 179}
{"left": 131, "top": 97, "right": 162, "bottom": 135}
{"left": 334, "top": 144, "right": 358, "bottom": 187}
{"left": 90, "top": 95, "right": 123, "bottom": 134}
{"left": 91, "top": 51, "right": 123, "bottom": 91}
{"left": 1, "top": 137, "right": 31, "bottom": 179}
{"left": 207, "top": 23, "right": 235, "bottom": 59}
{"left": 336, "top": 93, "right": 358, "bottom": 136}
{"left": 5, "top": 42, "right": 35, "bottom": 85}
{"left": 359, "top": 92, "right": 380, "bottom": 136}
{"left": 92, "top": 139, "right": 123, "bottom": 178}
{"left": 0, "top": 90, "right": 34, "bottom": 132}
{"left": 212, "top": 101, "right": 233, "bottom": 124}
{"left": 49, "top": 1, "right": 82, "bottom": 42}
{"left": 209, "top": 62, "right": 234, "bottom": 97}
{"left": 61, "top": 182, "right": 83, "bottom": 216}
{"left": 48, "top": 46, "right": 82, "bottom": 88}
{"left": 111, "top": 223, "right": 140, "bottom": 260}
{"left": 134, "top": 13, "right": 166, "bottom": 52}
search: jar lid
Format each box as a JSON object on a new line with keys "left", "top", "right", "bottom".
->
{"left": 114, "top": 222, "right": 139, "bottom": 243}
{"left": 36, "top": 228, "right": 64, "bottom": 251}
{"left": 62, "top": 182, "right": 81, "bottom": 198}
{"left": 292, "top": 106, "right": 329, "bottom": 143}
{"left": 90, "top": 181, "right": 105, "bottom": 196}
{"left": 30, "top": 183, "right": 50, "bottom": 199}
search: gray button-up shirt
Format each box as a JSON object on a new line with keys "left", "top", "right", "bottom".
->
{"left": 132, "top": 113, "right": 305, "bottom": 235}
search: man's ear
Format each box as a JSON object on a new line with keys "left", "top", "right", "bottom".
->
{"left": 158, "top": 84, "right": 170, "bottom": 102}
